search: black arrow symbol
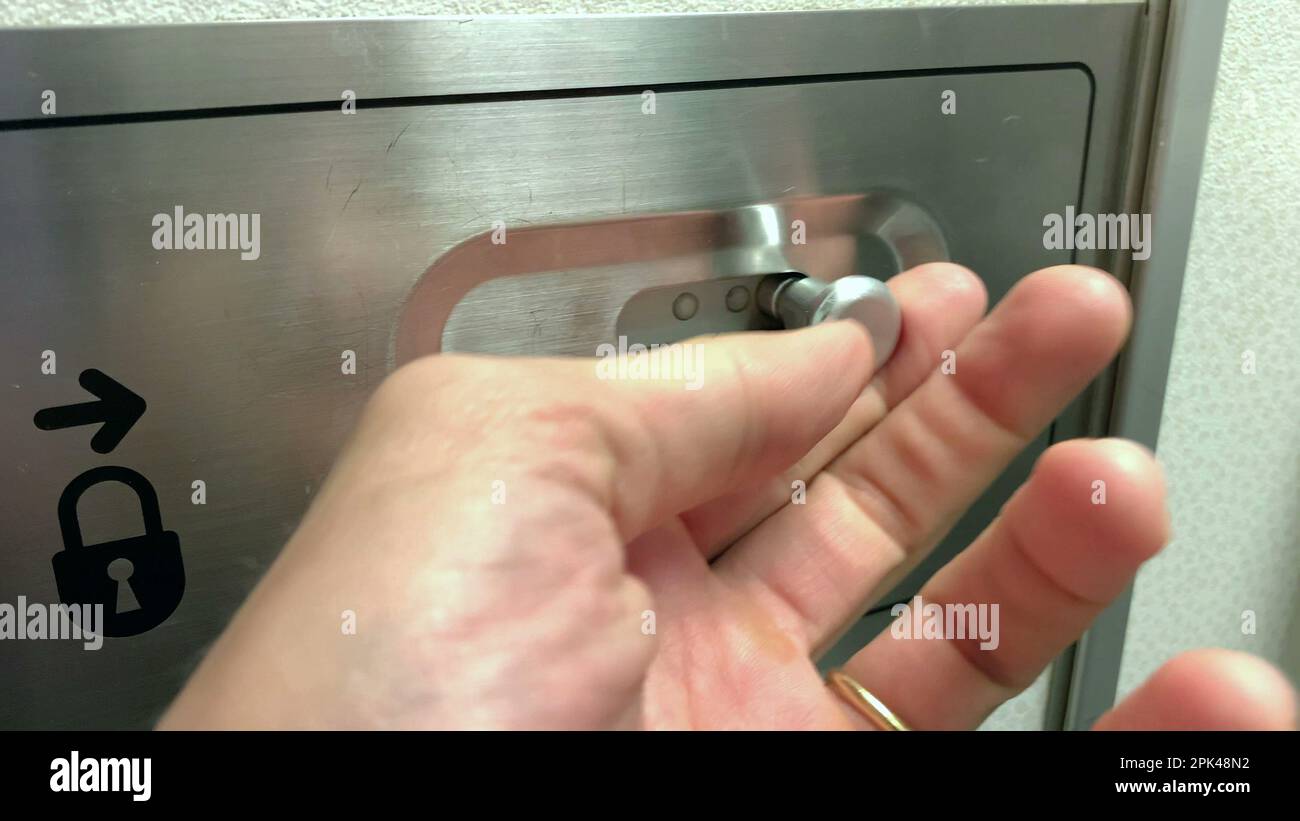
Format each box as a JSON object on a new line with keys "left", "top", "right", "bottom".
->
{"left": 34, "top": 369, "right": 147, "bottom": 454}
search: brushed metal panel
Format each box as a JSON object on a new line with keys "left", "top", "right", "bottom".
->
{"left": 0, "top": 2, "right": 1154, "bottom": 727}
{"left": 0, "top": 6, "right": 1143, "bottom": 119}
{"left": 0, "top": 67, "right": 1089, "bottom": 727}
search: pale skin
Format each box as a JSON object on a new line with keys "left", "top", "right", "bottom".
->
{"left": 161, "top": 264, "right": 1297, "bottom": 730}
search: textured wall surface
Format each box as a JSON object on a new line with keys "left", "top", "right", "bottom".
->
{"left": 1116, "top": 0, "right": 1300, "bottom": 699}
{"left": 1, "top": 0, "right": 1294, "bottom": 731}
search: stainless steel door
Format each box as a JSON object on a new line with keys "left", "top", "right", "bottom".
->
{"left": 0, "top": 7, "right": 1149, "bottom": 728}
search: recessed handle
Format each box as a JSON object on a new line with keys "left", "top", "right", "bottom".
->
{"left": 757, "top": 274, "right": 901, "bottom": 368}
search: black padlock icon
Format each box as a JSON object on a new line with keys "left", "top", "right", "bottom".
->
{"left": 52, "top": 466, "right": 184, "bottom": 638}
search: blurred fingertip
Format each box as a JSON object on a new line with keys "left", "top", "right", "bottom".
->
{"left": 1164, "top": 649, "right": 1297, "bottom": 730}
{"left": 1103, "top": 649, "right": 1297, "bottom": 730}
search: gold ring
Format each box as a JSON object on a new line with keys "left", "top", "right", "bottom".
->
{"left": 825, "top": 668, "right": 910, "bottom": 731}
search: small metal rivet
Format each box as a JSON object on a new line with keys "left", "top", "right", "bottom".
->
{"left": 725, "top": 285, "right": 751, "bottom": 313}
{"left": 672, "top": 292, "right": 699, "bottom": 321}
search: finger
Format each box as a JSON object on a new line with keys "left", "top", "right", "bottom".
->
{"left": 1094, "top": 649, "right": 1297, "bottom": 730}
{"left": 718, "top": 266, "right": 1132, "bottom": 648}
{"left": 682, "top": 262, "right": 988, "bottom": 558}
{"left": 580, "top": 321, "right": 878, "bottom": 541}
{"left": 838, "top": 438, "right": 1168, "bottom": 730}
{"left": 359, "top": 317, "right": 876, "bottom": 544}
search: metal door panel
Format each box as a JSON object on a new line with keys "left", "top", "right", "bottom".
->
{"left": 0, "top": 7, "right": 1154, "bottom": 729}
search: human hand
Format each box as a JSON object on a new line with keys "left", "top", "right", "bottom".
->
{"left": 161, "top": 264, "right": 1297, "bottom": 730}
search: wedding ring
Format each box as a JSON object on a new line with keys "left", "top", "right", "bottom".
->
{"left": 826, "top": 668, "right": 911, "bottom": 731}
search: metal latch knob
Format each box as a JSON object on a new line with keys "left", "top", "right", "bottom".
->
{"left": 757, "top": 274, "right": 901, "bottom": 368}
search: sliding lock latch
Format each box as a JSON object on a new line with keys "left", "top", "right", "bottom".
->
{"left": 756, "top": 274, "right": 901, "bottom": 368}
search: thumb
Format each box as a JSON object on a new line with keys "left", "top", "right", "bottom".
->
{"left": 590, "top": 321, "right": 878, "bottom": 541}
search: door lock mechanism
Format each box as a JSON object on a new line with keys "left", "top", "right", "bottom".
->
{"left": 757, "top": 274, "right": 901, "bottom": 368}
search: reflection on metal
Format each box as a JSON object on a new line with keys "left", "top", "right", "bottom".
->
{"left": 399, "top": 193, "right": 945, "bottom": 360}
